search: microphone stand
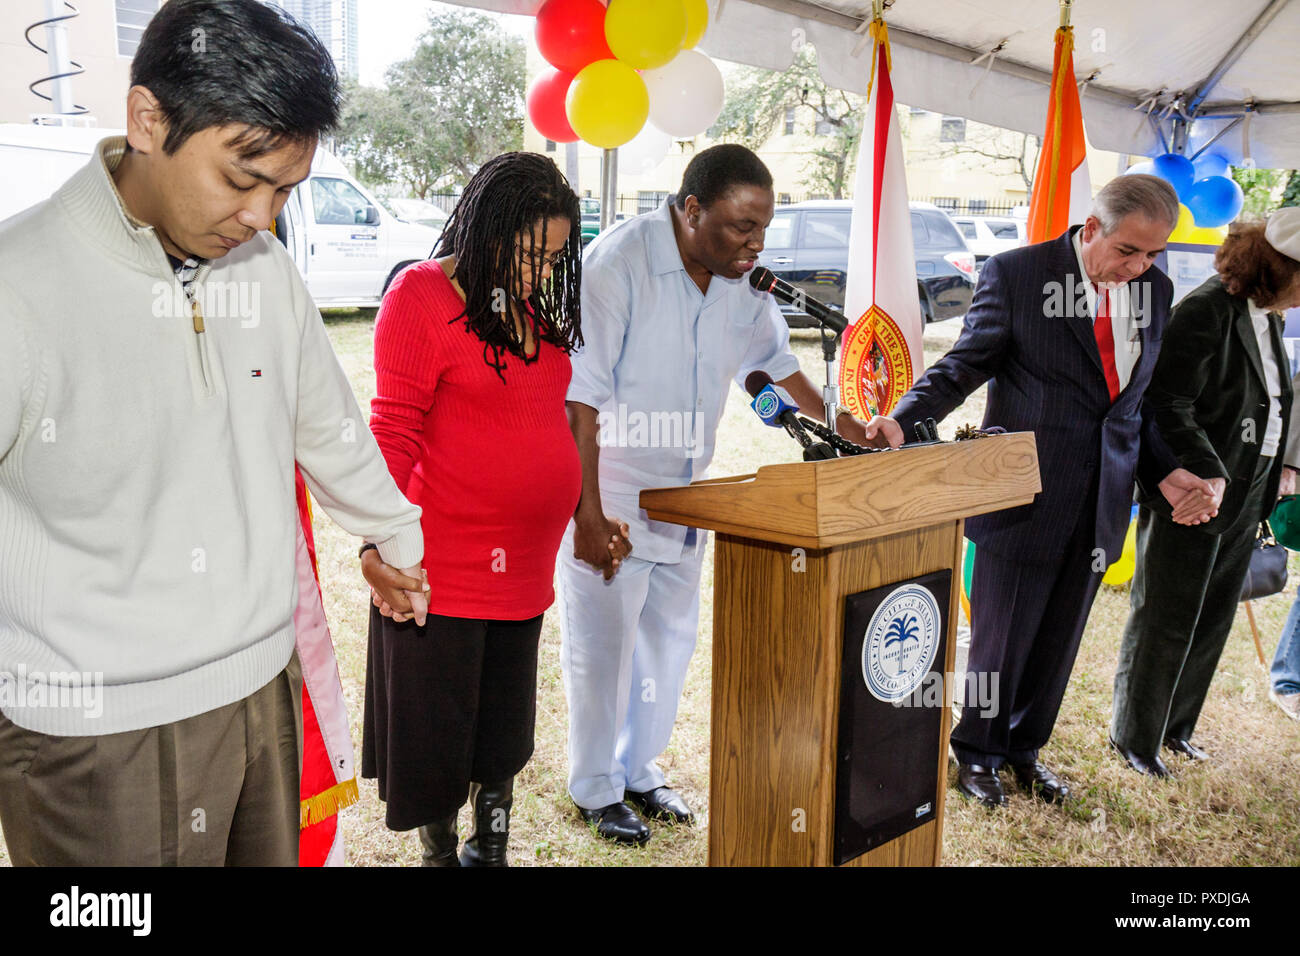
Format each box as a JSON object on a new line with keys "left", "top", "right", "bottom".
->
{"left": 820, "top": 323, "right": 841, "bottom": 436}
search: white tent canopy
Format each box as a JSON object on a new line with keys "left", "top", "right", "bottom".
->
{"left": 456, "top": 0, "right": 1300, "bottom": 170}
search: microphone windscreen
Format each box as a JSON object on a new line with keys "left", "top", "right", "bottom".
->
{"left": 748, "top": 266, "right": 776, "bottom": 293}
{"left": 744, "top": 369, "right": 774, "bottom": 398}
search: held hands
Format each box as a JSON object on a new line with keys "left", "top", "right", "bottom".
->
{"left": 863, "top": 415, "right": 904, "bottom": 449}
{"left": 361, "top": 549, "right": 431, "bottom": 626}
{"left": 574, "top": 510, "right": 632, "bottom": 581}
{"left": 834, "top": 412, "right": 872, "bottom": 448}
{"left": 1158, "top": 468, "right": 1225, "bottom": 526}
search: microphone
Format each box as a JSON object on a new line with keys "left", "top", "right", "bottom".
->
{"left": 744, "top": 371, "right": 837, "bottom": 461}
{"left": 748, "top": 266, "right": 848, "bottom": 334}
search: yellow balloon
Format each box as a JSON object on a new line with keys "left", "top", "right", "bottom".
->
{"left": 566, "top": 59, "right": 650, "bottom": 149}
{"left": 1168, "top": 202, "right": 1226, "bottom": 245}
{"left": 1102, "top": 518, "right": 1138, "bottom": 586}
{"left": 605, "top": 0, "right": 687, "bottom": 70}
{"left": 682, "top": 0, "right": 708, "bottom": 48}
{"left": 1188, "top": 224, "right": 1229, "bottom": 246}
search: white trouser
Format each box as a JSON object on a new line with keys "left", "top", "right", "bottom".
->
{"left": 557, "top": 528, "right": 705, "bottom": 810}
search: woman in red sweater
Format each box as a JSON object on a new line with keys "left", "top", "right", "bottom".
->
{"left": 360, "top": 152, "right": 622, "bottom": 866}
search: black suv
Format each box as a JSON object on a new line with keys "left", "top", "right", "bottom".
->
{"left": 762, "top": 200, "right": 976, "bottom": 327}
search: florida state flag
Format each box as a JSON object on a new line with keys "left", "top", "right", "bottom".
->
{"left": 838, "top": 14, "right": 923, "bottom": 418}
{"left": 1026, "top": 23, "right": 1092, "bottom": 243}
{"left": 294, "top": 469, "right": 359, "bottom": 866}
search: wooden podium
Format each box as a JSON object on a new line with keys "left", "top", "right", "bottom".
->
{"left": 639, "top": 432, "right": 1040, "bottom": 867}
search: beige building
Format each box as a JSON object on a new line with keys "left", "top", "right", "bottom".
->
{"left": 0, "top": 1, "right": 162, "bottom": 129}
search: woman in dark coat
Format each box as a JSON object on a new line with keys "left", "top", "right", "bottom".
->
{"left": 1111, "top": 208, "right": 1300, "bottom": 776}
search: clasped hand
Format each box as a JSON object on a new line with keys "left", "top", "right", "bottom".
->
{"left": 574, "top": 511, "right": 632, "bottom": 581}
{"left": 1158, "top": 468, "right": 1225, "bottom": 526}
{"left": 361, "top": 548, "right": 431, "bottom": 625}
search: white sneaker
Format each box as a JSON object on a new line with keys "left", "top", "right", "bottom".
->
{"left": 1269, "top": 687, "right": 1300, "bottom": 722}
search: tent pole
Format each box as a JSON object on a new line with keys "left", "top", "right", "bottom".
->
{"left": 599, "top": 148, "right": 618, "bottom": 231}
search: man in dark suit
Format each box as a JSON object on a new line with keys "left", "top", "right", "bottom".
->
{"left": 864, "top": 174, "right": 1212, "bottom": 807}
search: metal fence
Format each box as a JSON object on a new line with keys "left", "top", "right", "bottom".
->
{"left": 410, "top": 191, "right": 1022, "bottom": 219}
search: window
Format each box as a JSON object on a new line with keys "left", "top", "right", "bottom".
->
{"left": 908, "top": 105, "right": 928, "bottom": 115}
{"left": 911, "top": 212, "right": 932, "bottom": 248}
{"left": 933, "top": 197, "right": 959, "bottom": 212}
{"left": 968, "top": 199, "right": 988, "bottom": 214}
{"left": 310, "top": 177, "right": 370, "bottom": 226}
{"left": 956, "top": 221, "right": 978, "bottom": 240}
{"left": 777, "top": 193, "right": 792, "bottom": 205}
{"left": 545, "top": 139, "right": 557, "bottom": 153}
{"left": 803, "top": 211, "right": 850, "bottom": 249}
{"left": 814, "top": 116, "right": 833, "bottom": 136}
{"left": 764, "top": 213, "right": 797, "bottom": 249}
{"left": 784, "top": 109, "right": 796, "bottom": 136}
{"left": 987, "top": 219, "right": 1020, "bottom": 239}
{"left": 637, "top": 190, "right": 669, "bottom": 214}
{"left": 116, "top": 0, "right": 161, "bottom": 56}
{"left": 939, "top": 117, "right": 966, "bottom": 143}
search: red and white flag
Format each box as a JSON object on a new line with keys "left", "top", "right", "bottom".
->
{"left": 838, "top": 15, "right": 923, "bottom": 418}
{"left": 1026, "top": 24, "right": 1091, "bottom": 243}
{"left": 294, "top": 469, "right": 359, "bottom": 866}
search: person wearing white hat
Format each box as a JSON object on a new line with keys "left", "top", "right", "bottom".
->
{"left": 1112, "top": 205, "right": 1300, "bottom": 774}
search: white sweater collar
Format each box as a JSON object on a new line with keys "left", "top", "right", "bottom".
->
{"left": 54, "top": 136, "right": 206, "bottom": 283}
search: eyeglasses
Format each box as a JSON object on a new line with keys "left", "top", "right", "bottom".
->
{"left": 514, "top": 242, "right": 569, "bottom": 271}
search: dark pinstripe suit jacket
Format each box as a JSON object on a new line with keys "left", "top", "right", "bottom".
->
{"left": 891, "top": 225, "right": 1175, "bottom": 563}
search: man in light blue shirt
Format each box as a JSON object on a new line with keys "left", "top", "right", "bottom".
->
{"left": 559, "top": 145, "right": 868, "bottom": 845}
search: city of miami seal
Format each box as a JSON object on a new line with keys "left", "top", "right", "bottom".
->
{"left": 861, "top": 582, "right": 941, "bottom": 703}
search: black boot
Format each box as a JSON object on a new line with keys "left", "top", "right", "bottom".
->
{"left": 458, "top": 778, "right": 513, "bottom": 867}
{"left": 417, "top": 813, "right": 460, "bottom": 867}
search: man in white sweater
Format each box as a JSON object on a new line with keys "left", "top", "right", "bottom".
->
{"left": 0, "top": 0, "right": 427, "bottom": 865}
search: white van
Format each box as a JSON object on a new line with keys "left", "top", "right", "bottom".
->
{"left": 0, "top": 123, "right": 440, "bottom": 307}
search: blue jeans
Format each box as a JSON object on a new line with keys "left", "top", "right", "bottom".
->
{"left": 1272, "top": 586, "right": 1300, "bottom": 694}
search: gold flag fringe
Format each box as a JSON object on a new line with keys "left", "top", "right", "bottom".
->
{"left": 300, "top": 776, "right": 359, "bottom": 829}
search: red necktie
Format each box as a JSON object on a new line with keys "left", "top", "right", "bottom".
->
{"left": 1093, "top": 283, "right": 1120, "bottom": 403}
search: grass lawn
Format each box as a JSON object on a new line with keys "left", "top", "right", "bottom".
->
{"left": 3, "top": 312, "right": 1296, "bottom": 867}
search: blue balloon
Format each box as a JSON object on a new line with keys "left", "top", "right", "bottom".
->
{"left": 1192, "top": 151, "right": 1231, "bottom": 180}
{"left": 1153, "top": 152, "right": 1196, "bottom": 200}
{"left": 1185, "top": 175, "right": 1244, "bottom": 228}
{"left": 1125, "top": 159, "right": 1156, "bottom": 177}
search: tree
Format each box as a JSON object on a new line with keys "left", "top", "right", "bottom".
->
{"left": 1230, "top": 167, "right": 1287, "bottom": 219}
{"left": 711, "top": 45, "right": 863, "bottom": 199}
{"left": 939, "top": 129, "right": 1039, "bottom": 193}
{"left": 1279, "top": 170, "right": 1300, "bottom": 209}
{"left": 337, "top": 11, "right": 524, "bottom": 198}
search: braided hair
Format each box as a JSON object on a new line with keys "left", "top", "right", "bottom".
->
{"left": 435, "top": 152, "right": 583, "bottom": 380}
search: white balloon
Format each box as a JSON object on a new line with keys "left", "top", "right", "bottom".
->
{"left": 641, "top": 49, "right": 724, "bottom": 138}
{"left": 619, "top": 122, "right": 673, "bottom": 176}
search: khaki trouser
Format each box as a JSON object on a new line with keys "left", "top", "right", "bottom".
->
{"left": 0, "top": 652, "right": 302, "bottom": 866}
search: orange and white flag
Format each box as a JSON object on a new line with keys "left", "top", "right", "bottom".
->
{"left": 839, "top": 15, "right": 923, "bottom": 418}
{"left": 1026, "top": 24, "right": 1091, "bottom": 243}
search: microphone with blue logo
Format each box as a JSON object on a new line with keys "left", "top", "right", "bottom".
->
{"left": 744, "top": 371, "right": 837, "bottom": 461}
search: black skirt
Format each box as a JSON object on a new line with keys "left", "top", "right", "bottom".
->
{"left": 361, "top": 605, "right": 543, "bottom": 831}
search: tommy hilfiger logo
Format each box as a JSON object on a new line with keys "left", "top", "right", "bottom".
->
{"left": 251, "top": 369, "right": 262, "bottom": 378}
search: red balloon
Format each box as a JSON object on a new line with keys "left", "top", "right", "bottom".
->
{"left": 527, "top": 69, "right": 578, "bottom": 143}
{"left": 535, "top": 0, "right": 612, "bottom": 75}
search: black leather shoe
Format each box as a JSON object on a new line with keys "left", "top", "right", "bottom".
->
{"left": 577, "top": 801, "right": 651, "bottom": 846}
{"left": 955, "top": 764, "right": 1005, "bottom": 807}
{"left": 624, "top": 786, "right": 695, "bottom": 825}
{"left": 459, "top": 779, "right": 512, "bottom": 867}
{"left": 1109, "top": 735, "right": 1170, "bottom": 778}
{"left": 1011, "top": 761, "right": 1071, "bottom": 803}
{"left": 417, "top": 813, "right": 460, "bottom": 867}
{"left": 1163, "top": 737, "right": 1209, "bottom": 761}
